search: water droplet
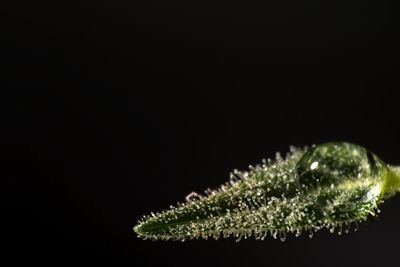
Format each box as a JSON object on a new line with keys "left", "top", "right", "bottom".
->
{"left": 296, "top": 142, "right": 386, "bottom": 189}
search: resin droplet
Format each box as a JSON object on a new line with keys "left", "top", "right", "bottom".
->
{"left": 296, "top": 142, "right": 386, "bottom": 189}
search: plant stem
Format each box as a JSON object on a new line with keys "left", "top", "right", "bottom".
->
{"left": 384, "top": 166, "right": 400, "bottom": 197}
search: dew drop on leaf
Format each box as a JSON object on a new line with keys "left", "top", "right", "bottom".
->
{"left": 296, "top": 142, "right": 386, "bottom": 189}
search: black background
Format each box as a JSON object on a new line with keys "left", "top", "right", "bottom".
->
{"left": 2, "top": 0, "right": 400, "bottom": 266}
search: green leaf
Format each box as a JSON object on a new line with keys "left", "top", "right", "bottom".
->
{"left": 134, "top": 142, "right": 400, "bottom": 241}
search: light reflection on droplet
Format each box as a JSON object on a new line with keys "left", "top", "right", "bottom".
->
{"left": 310, "top": 161, "right": 319, "bottom": 170}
